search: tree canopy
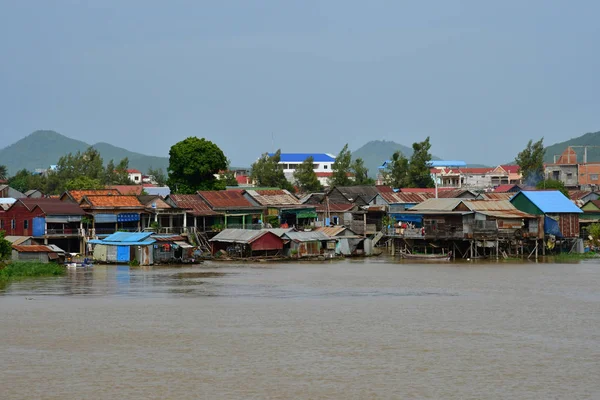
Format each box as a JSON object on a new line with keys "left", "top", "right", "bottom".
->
{"left": 330, "top": 144, "right": 352, "bottom": 187}
{"left": 65, "top": 176, "right": 105, "bottom": 191}
{"left": 104, "top": 158, "right": 132, "bottom": 186}
{"left": 407, "top": 137, "right": 434, "bottom": 188}
{"left": 0, "top": 231, "right": 11, "bottom": 261}
{"left": 351, "top": 158, "right": 375, "bottom": 185}
{"left": 384, "top": 151, "right": 410, "bottom": 188}
{"left": 0, "top": 165, "right": 7, "bottom": 181}
{"left": 219, "top": 159, "right": 239, "bottom": 187}
{"left": 293, "top": 156, "right": 323, "bottom": 193}
{"left": 167, "top": 137, "right": 228, "bottom": 194}
{"left": 8, "top": 169, "right": 45, "bottom": 193}
{"left": 515, "top": 138, "right": 545, "bottom": 185}
{"left": 250, "top": 150, "right": 294, "bottom": 191}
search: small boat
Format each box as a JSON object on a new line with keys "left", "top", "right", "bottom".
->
{"left": 400, "top": 251, "right": 452, "bottom": 261}
{"left": 65, "top": 257, "right": 93, "bottom": 268}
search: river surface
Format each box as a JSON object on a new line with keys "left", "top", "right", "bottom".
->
{"left": 1, "top": 258, "right": 599, "bottom": 399}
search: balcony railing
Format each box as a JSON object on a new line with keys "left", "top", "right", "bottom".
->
{"left": 45, "top": 228, "right": 83, "bottom": 236}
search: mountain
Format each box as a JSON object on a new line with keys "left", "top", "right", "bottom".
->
{"left": 544, "top": 130, "right": 600, "bottom": 163}
{"left": 0, "top": 130, "right": 169, "bottom": 175}
{"left": 351, "top": 140, "right": 414, "bottom": 178}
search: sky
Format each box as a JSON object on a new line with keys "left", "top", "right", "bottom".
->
{"left": 1, "top": 0, "right": 600, "bottom": 167}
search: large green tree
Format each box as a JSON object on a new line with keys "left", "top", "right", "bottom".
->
{"left": 351, "top": 158, "right": 375, "bottom": 185}
{"left": 46, "top": 147, "right": 106, "bottom": 194}
{"left": 65, "top": 176, "right": 105, "bottom": 191}
{"left": 0, "top": 231, "right": 11, "bottom": 261}
{"left": 8, "top": 169, "right": 45, "bottom": 193}
{"left": 407, "top": 137, "right": 434, "bottom": 188}
{"left": 167, "top": 137, "right": 228, "bottom": 194}
{"left": 250, "top": 150, "right": 294, "bottom": 191}
{"left": 293, "top": 156, "right": 323, "bottom": 193}
{"left": 219, "top": 159, "right": 239, "bottom": 187}
{"left": 515, "top": 138, "right": 545, "bottom": 185}
{"left": 330, "top": 143, "right": 352, "bottom": 187}
{"left": 384, "top": 151, "right": 410, "bottom": 188}
{"left": 0, "top": 165, "right": 7, "bottom": 181}
{"left": 104, "top": 158, "right": 132, "bottom": 186}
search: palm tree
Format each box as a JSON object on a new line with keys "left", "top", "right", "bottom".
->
{"left": 0, "top": 165, "right": 7, "bottom": 181}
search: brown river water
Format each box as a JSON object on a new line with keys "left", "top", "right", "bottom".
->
{"left": 1, "top": 258, "right": 599, "bottom": 399}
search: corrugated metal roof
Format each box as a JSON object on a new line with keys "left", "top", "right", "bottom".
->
{"left": 283, "top": 231, "right": 332, "bottom": 241}
{"left": 476, "top": 210, "right": 536, "bottom": 219}
{"left": 11, "top": 245, "right": 53, "bottom": 253}
{"left": 209, "top": 229, "right": 269, "bottom": 243}
{"left": 262, "top": 228, "right": 294, "bottom": 237}
{"left": 494, "top": 184, "right": 521, "bottom": 193}
{"left": 145, "top": 187, "right": 171, "bottom": 197}
{"left": 88, "top": 239, "right": 155, "bottom": 246}
{"left": 108, "top": 185, "right": 144, "bottom": 195}
{"left": 46, "top": 244, "right": 66, "bottom": 253}
{"left": 516, "top": 191, "right": 583, "bottom": 214}
{"left": 477, "top": 192, "right": 514, "bottom": 201}
{"left": 5, "top": 236, "right": 32, "bottom": 245}
{"left": 244, "top": 189, "right": 300, "bottom": 206}
{"left": 437, "top": 189, "right": 476, "bottom": 198}
{"left": 380, "top": 192, "right": 432, "bottom": 204}
{"left": 152, "top": 235, "right": 185, "bottom": 242}
{"left": 102, "top": 232, "right": 154, "bottom": 242}
{"left": 314, "top": 203, "right": 356, "bottom": 212}
{"left": 19, "top": 198, "right": 86, "bottom": 215}
{"left": 464, "top": 200, "right": 519, "bottom": 212}
{"left": 167, "top": 194, "right": 220, "bottom": 216}
{"left": 314, "top": 226, "right": 354, "bottom": 236}
{"left": 333, "top": 186, "right": 380, "bottom": 203}
{"left": 568, "top": 190, "right": 594, "bottom": 201}
{"left": 198, "top": 190, "right": 257, "bottom": 209}
{"left": 410, "top": 198, "right": 464, "bottom": 211}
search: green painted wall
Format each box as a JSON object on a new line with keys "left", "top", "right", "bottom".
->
{"left": 582, "top": 202, "right": 600, "bottom": 212}
{"left": 511, "top": 193, "right": 543, "bottom": 215}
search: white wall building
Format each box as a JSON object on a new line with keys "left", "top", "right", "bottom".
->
{"left": 127, "top": 169, "right": 143, "bottom": 184}
{"left": 269, "top": 153, "right": 336, "bottom": 184}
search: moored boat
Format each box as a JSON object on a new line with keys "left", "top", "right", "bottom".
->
{"left": 400, "top": 251, "right": 452, "bottom": 261}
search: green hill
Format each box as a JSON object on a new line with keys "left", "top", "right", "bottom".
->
{"left": 544, "top": 130, "right": 600, "bottom": 163}
{"left": 0, "top": 130, "right": 169, "bottom": 175}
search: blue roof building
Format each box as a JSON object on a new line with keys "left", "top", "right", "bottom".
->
{"left": 268, "top": 153, "right": 336, "bottom": 163}
{"left": 89, "top": 232, "right": 156, "bottom": 265}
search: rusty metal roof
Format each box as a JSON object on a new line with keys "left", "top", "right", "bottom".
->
{"left": 476, "top": 192, "right": 514, "bottom": 201}
{"left": 313, "top": 226, "right": 356, "bottom": 236}
{"left": 198, "top": 190, "right": 257, "bottom": 209}
{"left": 476, "top": 210, "right": 537, "bottom": 219}
{"left": 568, "top": 190, "right": 595, "bottom": 201}
{"left": 152, "top": 235, "right": 186, "bottom": 242}
{"left": 167, "top": 194, "right": 220, "bottom": 216}
{"left": 244, "top": 189, "right": 300, "bottom": 206}
{"left": 493, "top": 184, "right": 521, "bottom": 193}
{"left": 11, "top": 245, "right": 53, "bottom": 253}
{"left": 379, "top": 192, "right": 432, "bottom": 204}
{"left": 437, "top": 189, "right": 476, "bottom": 198}
{"left": 107, "top": 185, "right": 144, "bottom": 195}
{"left": 314, "top": 203, "right": 356, "bottom": 212}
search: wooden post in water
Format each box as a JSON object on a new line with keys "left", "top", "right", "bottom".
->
{"left": 496, "top": 240, "right": 499, "bottom": 260}
{"left": 391, "top": 238, "right": 395, "bottom": 256}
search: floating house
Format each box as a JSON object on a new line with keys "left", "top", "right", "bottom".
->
{"left": 89, "top": 232, "right": 155, "bottom": 265}
{"left": 151, "top": 234, "right": 194, "bottom": 263}
{"left": 209, "top": 229, "right": 284, "bottom": 257}
{"left": 11, "top": 244, "right": 62, "bottom": 263}
{"left": 281, "top": 231, "right": 336, "bottom": 258}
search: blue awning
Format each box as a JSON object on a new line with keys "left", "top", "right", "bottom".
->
{"left": 118, "top": 213, "right": 140, "bottom": 222}
{"left": 390, "top": 213, "right": 423, "bottom": 224}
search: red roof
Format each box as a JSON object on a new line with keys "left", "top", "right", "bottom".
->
{"left": 568, "top": 190, "right": 594, "bottom": 201}
{"left": 500, "top": 165, "right": 520, "bottom": 174}
{"left": 18, "top": 198, "right": 85, "bottom": 215}
{"left": 80, "top": 195, "right": 143, "bottom": 208}
{"left": 127, "top": 169, "right": 141, "bottom": 174}
{"left": 375, "top": 185, "right": 394, "bottom": 193}
{"left": 236, "top": 175, "right": 252, "bottom": 185}
{"left": 198, "top": 190, "right": 257, "bottom": 209}
{"left": 494, "top": 184, "right": 520, "bottom": 193}
{"left": 399, "top": 188, "right": 453, "bottom": 193}
{"left": 108, "top": 185, "right": 144, "bottom": 195}
{"left": 167, "top": 194, "right": 220, "bottom": 216}
{"left": 64, "top": 189, "right": 121, "bottom": 203}
{"left": 11, "top": 245, "right": 54, "bottom": 253}
{"left": 437, "top": 189, "right": 475, "bottom": 198}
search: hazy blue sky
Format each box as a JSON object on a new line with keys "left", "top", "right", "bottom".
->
{"left": 1, "top": 0, "right": 599, "bottom": 167}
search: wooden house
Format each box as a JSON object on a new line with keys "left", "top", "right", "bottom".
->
{"left": 510, "top": 191, "right": 583, "bottom": 238}
{"left": 209, "top": 229, "right": 283, "bottom": 257}
{"left": 78, "top": 195, "right": 146, "bottom": 236}
{"left": 281, "top": 231, "right": 336, "bottom": 258}
{"left": 165, "top": 194, "right": 223, "bottom": 232}
{"left": 198, "top": 190, "right": 264, "bottom": 230}
{"left": 243, "top": 189, "right": 317, "bottom": 228}
{"left": 11, "top": 245, "right": 60, "bottom": 263}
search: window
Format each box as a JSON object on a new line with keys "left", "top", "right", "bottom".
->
{"left": 591, "top": 174, "right": 599, "bottom": 181}
{"left": 567, "top": 173, "right": 573, "bottom": 178}
{"left": 332, "top": 216, "right": 339, "bottom": 225}
{"left": 134, "top": 176, "right": 139, "bottom": 181}
{"left": 324, "top": 165, "right": 328, "bottom": 170}
{"left": 24, "top": 220, "right": 29, "bottom": 230}
{"left": 11, "top": 219, "right": 15, "bottom": 230}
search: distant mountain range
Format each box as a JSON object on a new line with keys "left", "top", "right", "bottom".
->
{"left": 0, "top": 130, "right": 169, "bottom": 175}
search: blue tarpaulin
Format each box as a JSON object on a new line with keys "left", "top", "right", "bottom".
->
{"left": 390, "top": 214, "right": 423, "bottom": 224}
{"left": 544, "top": 216, "right": 563, "bottom": 238}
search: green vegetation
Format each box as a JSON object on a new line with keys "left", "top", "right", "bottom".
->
{"left": 351, "top": 140, "right": 416, "bottom": 179}
{"left": 167, "top": 137, "right": 228, "bottom": 193}
{"left": 218, "top": 160, "right": 239, "bottom": 187}
{"left": 0, "top": 261, "right": 66, "bottom": 282}
{"left": 351, "top": 158, "right": 375, "bottom": 185}
{"left": 0, "top": 164, "right": 7, "bottom": 180}
{"left": 0, "top": 231, "right": 11, "bottom": 260}
{"left": 383, "top": 150, "right": 410, "bottom": 187}
{"left": 293, "top": 156, "right": 323, "bottom": 193}
{"left": 587, "top": 223, "right": 600, "bottom": 246}
{"left": 543, "top": 130, "right": 600, "bottom": 163}
{"left": 548, "top": 252, "right": 598, "bottom": 262}
{"left": 536, "top": 179, "right": 569, "bottom": 198}
{"left": 515, "top": 138, "right": 545, "bottom": 185}
{"left": 128, "top": 259, "right": 140, "bottom": 267}
{"left": 330, "top": 144, "right": 353, "bottom": 186}
{"left": 250, "top": 150, "right": 294, "bottom": 191}
{"left": 147, "top": 167, "right": 167, "bottom": 187}
{"left": 383, "top": 137, "right": 434, "bottom": 188}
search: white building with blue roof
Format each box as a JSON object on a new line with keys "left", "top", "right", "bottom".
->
{"left": 268, "top": 153, "right": 336, "bottom": 184}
